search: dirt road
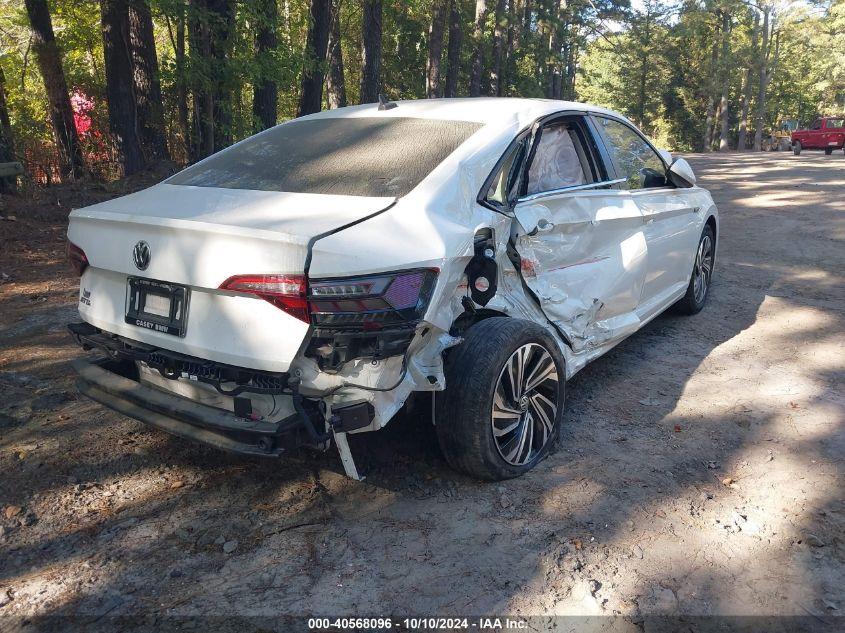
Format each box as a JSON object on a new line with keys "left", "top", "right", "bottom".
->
{"left": 0, "top": 153, "right": 842, "bottom": 630}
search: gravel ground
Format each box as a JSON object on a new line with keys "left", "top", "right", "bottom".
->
{"left": 0, "top": 153, "right": 842, "bottom": 631}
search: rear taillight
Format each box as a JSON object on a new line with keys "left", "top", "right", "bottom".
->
{"left": 219, "top": 269, "right": 438, "bottom": 329}
{"left": 67, "top": 241, "right": 88, "bottom": 276}
{"left": 219, "top": 274, "right": 309, "bottom": 322}
{"left": 310, "top": 269, "right": 438, "bottom": 330}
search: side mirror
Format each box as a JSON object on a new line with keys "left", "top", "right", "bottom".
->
{"left": 667, "top": 158, "right": 696, "bottom": 188}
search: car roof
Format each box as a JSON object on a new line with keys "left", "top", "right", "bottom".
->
{"left": 303, "top": 97, "right": 625, "bottom": 131}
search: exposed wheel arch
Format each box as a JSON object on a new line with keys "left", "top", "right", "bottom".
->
{"left": 705, "top": 213, "right": 718, "bottom": 271}
{"left": 705, "top": 214, "right": 717, "bottom": 244}
{"left": 450, "top": 307, "right": 509, "bottom": 337}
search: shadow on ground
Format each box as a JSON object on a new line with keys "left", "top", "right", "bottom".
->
{"left": 0, "top": 153, "right": 842, "bottom": 631}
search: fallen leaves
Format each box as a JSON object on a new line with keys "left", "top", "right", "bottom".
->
{"left": 4, "top": 505, "right": 22, "bottom": 519}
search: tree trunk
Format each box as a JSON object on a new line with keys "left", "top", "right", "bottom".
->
{"left": 502, "top": 0, "right": 515, "bottom": 94}
{"left": 252, "top": 0, "right": 279, "bottom": 129}
{"left": 360, "top": 0, "right": 383, "bottom": 103}
{"left": 737, "top": 10, "right": 759, "bottom": 152}
{"left": 702, "top": 96, "right": 715, "bottom": 152}
{"left": 521, "top": 0, "right": 532, "bottom": 44}
{"left": 0, "top": 67, "right": 16, "bottom": 193}
{"left": 635, "top": 9, "right": 651, "bottom": 126}
{"left": 737, "top": 72, "right": 749, "bottom": 150}
{"left": 701, "top": 22, "right": 720, "bottom": 153}
{"left": 564, "top": 37, "right": 578, "bottom": 100}
{"left": 24, "top": 0, "right": 85, "bottom": 180}
{"left": 718, "top": 11, "right": 732, "bottom": 152}
{"left": 187, "top": 0, "right": 213, "bottom": 160}
{"left": 489, "top": 0, "right": 507, "bottom": 96}
{"left": 753, "top": 6, "right": 770, "bottom": 152}
{"left": 326, "top": 0, "right": 347, "bottom": 108}
{"left": 208, "top": 0, "right": 234, "bottom": 151}
{"left": 546, "top": 0, "right": 565, "bottom": 99}
{"left": 101, "top": 0, "right": 146, "bottom": 176}
{"left": 298, "top": 0, "right": 331, "bottom": 115}
{"left": 427, "top": 0, "right": 449, "bottom": 98}
{"left": 168, "top": 3, "right": 191, "bottom": 160}
{"left": 711, "top": 99, "right": 722, "bottom": 148}
{"left": 469, "top": 0, "right": 488, "bottom": 97}
{"left": 187, "top": 0, "right": 232, "bottom": 156}
{"left": 444, "top": 0, "right": 462, "bottom": 97}
{"left": 128, "top": 0, "right": 170, "bottom": 161}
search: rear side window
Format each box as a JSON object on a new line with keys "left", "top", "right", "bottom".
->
{"left": 827, "top": 118, "right": 844, "bottom": 129}
{"left": 168, "top": 117, "right": 482, "bottom": 197}
{"left": 594, "top": 117, "right": 667, "bottom": 190}
{"left": 484, "top": 138, "right": 527, "bottom": 207}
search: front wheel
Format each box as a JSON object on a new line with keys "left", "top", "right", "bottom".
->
{"left": 793, "top": 142, "right": 802, "bottom": 156}
{"left": 436, "top": 318, "right": 565, "bottom": 480}
{"left": 674, "top": 224, "right": 715, "bottom": 316}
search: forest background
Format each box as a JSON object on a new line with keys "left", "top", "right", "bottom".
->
{"left": 0, "top": 0, "right": 843, "bottom": 189}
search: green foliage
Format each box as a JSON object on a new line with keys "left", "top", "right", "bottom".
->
{"left": 1, "top": 0, "right": 843, "bottom": 182}
{"left": 577, "top": 0, "right": 845, "bottom": 151}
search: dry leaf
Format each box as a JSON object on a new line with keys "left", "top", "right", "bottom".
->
{"left": 4, "top": 505, "right": 22, "bottom": 519}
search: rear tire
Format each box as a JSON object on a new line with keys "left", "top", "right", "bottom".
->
{"left": 675, "top": 224, "right": 715, "bottom": 316}
{"left": 793, "top": 142, "right": 802, "bottom": 155}
{"left": 436, "top": 317, "right": 565, "bottom": 481}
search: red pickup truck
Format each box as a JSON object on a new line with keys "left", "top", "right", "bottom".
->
{"left": 791, "top": 117, "right": 845, "bottom": 155}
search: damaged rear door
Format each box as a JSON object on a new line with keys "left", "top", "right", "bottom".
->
{"left": 511, "top": 115, "right": 648, "bottom": 352}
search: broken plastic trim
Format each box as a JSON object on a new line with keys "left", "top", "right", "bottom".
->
{"left": 67, "top": 322, "right": 291, "bottom": 397}
{"left": 301, "top": 200, "right": 425, "bottom": 373}
{"left": 73, "top": 357, "right": 326, "bottom": 457}
{"left": 465, "top": 228, "right": 498, "bottom": 306}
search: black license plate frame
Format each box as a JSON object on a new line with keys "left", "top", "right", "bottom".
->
{"left": 125, "top": 277, "right": 190, "bottom": 337}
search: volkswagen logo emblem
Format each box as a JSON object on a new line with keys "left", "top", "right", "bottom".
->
{"left": 132, "top": 241, "right": 151, "bottom": 271}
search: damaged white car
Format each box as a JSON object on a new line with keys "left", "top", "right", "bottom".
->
{"left": 67, "top": 98, "right": 717, "bottom": 481}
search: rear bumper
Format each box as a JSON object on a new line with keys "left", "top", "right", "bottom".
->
{"left": 73, "top": 357, "right": 325, "bottom": 457}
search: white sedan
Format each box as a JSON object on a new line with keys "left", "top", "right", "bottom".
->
{"left": 67, "top": 98, "right": 717, "bottom": 480}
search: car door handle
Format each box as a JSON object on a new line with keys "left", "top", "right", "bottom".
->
{"left": 645, "top": 218, "right": 655, "bottom": 225}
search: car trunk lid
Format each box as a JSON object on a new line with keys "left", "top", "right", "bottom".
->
{"left": 67, "top": 184, "right": 394, "bottom": 373}
{"left": 68, "top": 183, "right": 394, "bottom": 287}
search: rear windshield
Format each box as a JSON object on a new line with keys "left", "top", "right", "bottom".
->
{"left": 167, "top": 117, "right": 483, "bottom": 197}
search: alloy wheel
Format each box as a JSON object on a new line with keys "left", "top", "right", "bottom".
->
{"left": 692, "top": 233, "right": 713, "bottom": 305}
{"left": 491, "top": 343, "right": 559, "bottom": 466}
